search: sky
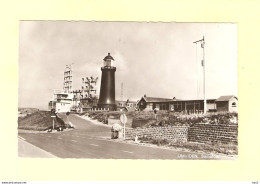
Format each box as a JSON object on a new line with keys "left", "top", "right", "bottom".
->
{"left": 19, "top": 21, "right": 237, "bottom": 110}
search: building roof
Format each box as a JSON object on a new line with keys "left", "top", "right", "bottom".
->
{"left": 215, "top": 95, "right": 237, "bottom": 102}
{"left": 142, "top": 96, "right": 176, "bottom": 103}
{"left": 179, "top": 98, "right": 216, "bottom": 102}
{"left": 103, "top": 53, "right": 114, "bottom": 61}
{"left": 137, "top": 95, "right": 236, "bottom": 104}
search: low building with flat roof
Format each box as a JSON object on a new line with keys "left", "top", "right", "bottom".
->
{"left": 136, "top": 94, "right": 237, "bottom": 113}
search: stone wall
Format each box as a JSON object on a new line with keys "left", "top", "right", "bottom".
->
{"left": 125, "top": 126, "right": 189, "bottom": 142}
{"left": 188, "top": 123, "right": 238, "bottom": 144}
{"left": 125, "top": 123, "right": 238, "bottom": 144}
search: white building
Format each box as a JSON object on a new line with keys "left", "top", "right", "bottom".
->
{"left": 48, "top": 92, "right": 74, "bottom": 113}
{"left": 215, "top": 95, "right": 238, "bottom": 113}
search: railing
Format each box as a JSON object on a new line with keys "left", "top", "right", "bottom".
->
{"left": 101, "top": 66, "right": 116, "bottom": 70}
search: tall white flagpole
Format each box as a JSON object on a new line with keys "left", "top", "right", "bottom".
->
{"left": 203, "top": 36, "right": 206, "bottom": 114}
{"left": 194, "top": 36, "right": 206, "bottom": 114}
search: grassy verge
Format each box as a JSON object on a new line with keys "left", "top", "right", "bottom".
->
{"left": 18, "top": 111, "right": 66, "bottom": 131}
{"left": 138, "top": 137, "right": 237, "bottom": 155}
{"left": 82, "top": 111, "right": 154, "bottom": 125}
{"left": 82, "top": 111, "right": 238, "bottom": 128}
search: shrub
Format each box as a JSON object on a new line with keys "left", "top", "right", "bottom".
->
{"left": 148, "top": 112, "right": 238, "bottom": 127}
{"left": 18, "top": 111, "right": 65, "bottom": 131}
{"left": 150, "top": 138, "right": 170, "bottom": 146}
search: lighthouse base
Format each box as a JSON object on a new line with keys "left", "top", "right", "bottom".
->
{"left": 97, "top": 104, "right": 117, "bottom": 111}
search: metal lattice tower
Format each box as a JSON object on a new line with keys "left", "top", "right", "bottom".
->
{"left": 81, "top": 76, "right": 98, "bottom": 99}
{"left": 63, "top": 64, "right": 73, "bottom": 93}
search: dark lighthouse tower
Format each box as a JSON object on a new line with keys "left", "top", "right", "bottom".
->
{"left": 97, "top": 53, "right": 117, "bottom": 110}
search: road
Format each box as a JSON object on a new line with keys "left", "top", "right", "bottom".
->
{"left": 18, "top": 114, "right": 234, "bottom": 159}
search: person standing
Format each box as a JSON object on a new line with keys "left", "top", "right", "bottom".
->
{"left": 154, "top": 108, "right": 158, "bottom": 120}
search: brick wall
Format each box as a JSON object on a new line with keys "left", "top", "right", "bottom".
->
{"left": 188, "top": 123, "right": 238, "bottom": 144}
{"left": 125, "top": 126, "right": 188, "bottom": 142}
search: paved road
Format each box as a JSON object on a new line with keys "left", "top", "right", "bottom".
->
{"left": 18, "top": 137, "right": 56, "bottom": 158}
{"left": 18, "top": 114, "right": 234, "bottom": 159}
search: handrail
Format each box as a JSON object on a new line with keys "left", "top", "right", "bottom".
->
{"left": 101, "top": 66, "right": 116, "bottom": 69}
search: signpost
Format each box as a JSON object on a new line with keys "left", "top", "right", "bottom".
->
{"left": 120, "top": 114, "right": 127, "bottom": 140}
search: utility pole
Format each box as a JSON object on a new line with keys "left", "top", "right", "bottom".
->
{"left": 193, "top": 36, "right": 206, "bottom": 114}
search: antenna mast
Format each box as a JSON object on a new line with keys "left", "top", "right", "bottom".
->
{"left": 193, "top": 36, "right": 206, "bottom": 114}
{"left": 121, "top": 82, "right": 124, "bottom": 101}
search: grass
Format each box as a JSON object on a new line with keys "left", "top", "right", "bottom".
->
{"left": 81, "top": 110, "right": 160, "bottom": 128}
{"left": 86, "top": 111, "right": 138, "bottom": 119}
{"left": 85, "top": 111, "right": 154, "bottom": 121}
{"left": 82, "top": 111, "right": 238, "bottom": 128}
{"left": 18, "top": 111, "right": 65, "bottom": 131}
{"left": 169, "top": 141, "right": 238, "bottom": 155}
{"left": 18, "top": 107, "right": 39, "bottom": 114}
{"left": 138, "top": 137, "right": 237, "bottom": 155}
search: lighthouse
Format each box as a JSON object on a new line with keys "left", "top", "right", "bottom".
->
{"left": 97, "top": 53, "right": 117, "bottom": 110}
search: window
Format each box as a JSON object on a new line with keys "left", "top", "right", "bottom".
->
{"left": 173, "top": 102, "right": 182, "bottom": 111}
{"left": 232, "top": 102, "right": 236, "bottom": 107}
{"left": 163, "top": 104, "right": 166, "bottom": 110}
{"left": 159, "top": 104, "right": 166, "bottom": 110}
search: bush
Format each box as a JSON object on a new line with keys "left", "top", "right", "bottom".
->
{"left": 84, "top": 111, "right": 238, "bottom": 128}
{"left": 148, "top": 112, "right": 238, "bottom": 127}
{"left": 152, "top": 138, "right": 170, "bottom": 146}
{"left": 18, "top": 111, "right": 66, "bottom": 131}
